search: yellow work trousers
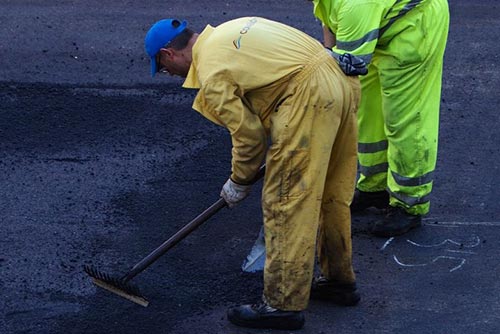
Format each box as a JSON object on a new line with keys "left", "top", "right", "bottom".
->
{"left": 357, "top": 0, "right": 449, "bottom": 215}
{"left": 262, "top": 51, "right": 360, "bottom": 311}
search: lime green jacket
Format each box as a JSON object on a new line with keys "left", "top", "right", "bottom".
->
{"left": 312, "top": 0, "right": 430, "bottom": 64}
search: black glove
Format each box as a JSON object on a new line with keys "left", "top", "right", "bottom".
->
{"left": 337, "top": 53, "right": 368, "bottom": 76}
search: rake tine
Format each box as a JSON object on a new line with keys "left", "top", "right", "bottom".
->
{"left": 84, "top": 265, "right": 149, "bottom": 307}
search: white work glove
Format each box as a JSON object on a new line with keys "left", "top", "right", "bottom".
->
{"left": 220, "top": 178, "right": 252, "bottom": 208}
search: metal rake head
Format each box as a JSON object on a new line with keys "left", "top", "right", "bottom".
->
{"left": 84, "top": 265, "right": 149, "bottom": 307}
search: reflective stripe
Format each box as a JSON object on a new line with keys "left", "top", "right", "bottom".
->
{"left": 403, "top": 0, "right": 424, "bottom": 12}
{"left": 331, "top": 51, "right": 373, "bottom": 65}
{"left": 336, "top": 29, "right": 379, "bottom": 52}
{"left": 359, "top": 162, "right": 388, "bottom": 177}
{"left": 384, "top": 0, "right": 403, "bottom": 19}
{"left": 391, "top": 170, "right": 434, "bottom": 187}
{"left": 332, "top": 0, "right": 425, "bottom": 64}
{"left": 389, "top": 190, "right": 430, "bottom": 207}
{"left": 358, "top": 140, "right": 388, "bottom": 154}
{"left": 380, "top": 0, "right": 425, "bottom": 37}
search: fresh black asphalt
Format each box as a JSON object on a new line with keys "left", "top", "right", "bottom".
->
{"left": 0, "top": 1, "right": 499, "bottom": 333}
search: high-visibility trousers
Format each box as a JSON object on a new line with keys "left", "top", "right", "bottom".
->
{"left": 356, "top": 0, "right": 449, "bottom": 215}
{"left": 262, "top": 51, "right": 360, "bottom": 310}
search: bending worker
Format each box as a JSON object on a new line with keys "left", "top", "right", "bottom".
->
{"left": 145, "top": 17, "right": 361, "bottom": 330}
{"left": 310, "top": 0, "right": 450, "bottom": 236}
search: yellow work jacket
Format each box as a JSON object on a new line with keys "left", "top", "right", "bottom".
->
{"left": 312, "top": 0, "right": 430, "bottom": 64}
{"left": 183, "top": 17, "right": 326, "bottom": 184}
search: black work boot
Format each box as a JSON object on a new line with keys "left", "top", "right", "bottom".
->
{"left": 371, "top": 206, "right": 422, "bottom": 237}
{"left": 350, "top": 189, "right": 390, "bottom": 212}
{"left": 227, "top": 302, "right": 305, "bottom": 330}
{"left": 310, "top": 277, "right": 360, "bottom": 306}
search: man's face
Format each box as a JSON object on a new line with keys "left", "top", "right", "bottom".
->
{"left": 156, "top": 49, "right": 189, "bottom": 78}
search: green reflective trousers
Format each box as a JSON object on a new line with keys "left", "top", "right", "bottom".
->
{"left": 262, "top": 52, "right": 360, "bottom": 310}
{"left": 357, "top": 0, "right": 449, "bottom": 215}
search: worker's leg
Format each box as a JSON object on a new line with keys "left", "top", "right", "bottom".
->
{"left": 311, "top": 90, "right": 361, "bottom": 305}
{"left": 377, "top": 0, "right": 449, "bottom": 216}
{"left": 351, "top": 64, "right": 391, "bottom": 212}
{"left": 356, "top": 64, "right": 387, "bottom": 192}
{"left": 317, "top": 99, "right": 358, "bottom": 284}
{"left": 262, "top": 63, "right": 358, "bottom": 311}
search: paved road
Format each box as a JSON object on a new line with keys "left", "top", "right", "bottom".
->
{"left": 1, "top": 1, "right": 499, "bottom": 333}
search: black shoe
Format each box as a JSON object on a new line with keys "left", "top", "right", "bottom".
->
{"left": 351, "top": 189, "right": 389, "bottom": 212}
{"left": 310, "top": 277, "right": 360, "bottom": 306}
{"left": 371, "top": 206, "right": 422, "bottom": 237}
{"left": 227, "top": 302, "right": 305, "bottom": 330}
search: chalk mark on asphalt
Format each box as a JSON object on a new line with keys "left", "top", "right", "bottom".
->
{"left": 406, "top": 235, "right": 481, "bottom": 248}
{"left": 423, "top": 219, "right": 500, "bottom": 227}
{"left": 380, "top": 228, "right": 485, "bottom": 272}
{"left": 393, "top": 255, "right": 467, "bottom": 272}
{"left": 381, "top": 237, "right": 395, "bottom": 251}
{"left": 445, "top": 249, "right": 476, "bottom": 255}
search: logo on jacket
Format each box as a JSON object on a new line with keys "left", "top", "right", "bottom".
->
{"left": 233, "top": 17, "right": 258, "bottom": 49}
{"left": 233, "top": 36, "right": 242, "bottom": 49}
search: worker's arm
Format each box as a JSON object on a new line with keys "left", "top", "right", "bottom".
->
{"left": 322, "top": 25, "right": 336, "bottom": 49}
{"left": 192, "top": 73, "right": 267, "bottom": 185}
{"left": 321, "top": 18, "right": 368, "bottom": 76}
{"left": 330, "top": 3, "right": 386, "bottom": 65}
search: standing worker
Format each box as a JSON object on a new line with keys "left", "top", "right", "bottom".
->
{"left": 310, "top": 0, "right": 450, "bottom": 236}
{"left": 145, "top": 17, "right": 361, "bottom": 330}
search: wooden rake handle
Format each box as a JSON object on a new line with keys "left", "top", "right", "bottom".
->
{"left": 122, "top": 164, "right": 266, "bottom": 282}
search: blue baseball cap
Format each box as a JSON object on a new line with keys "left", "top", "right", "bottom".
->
{"left": 145, "top": 19, "right": 188, "bottom": 77}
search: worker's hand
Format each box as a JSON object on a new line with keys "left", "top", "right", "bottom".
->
{"left": 337, "top": 53, "right": 368, "bottom": 76}
{"left": 220, "top": 178, "right": 251, "bottom": 208}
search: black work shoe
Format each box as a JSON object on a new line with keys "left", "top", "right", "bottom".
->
{"left": 227, "top": 302, "right": 305, "bottom": 330}
{"left": 371, "top": 206, "right": 422, "bottom": 237}
{"left": 310, "top": 277, "right": 360, "bottom": 306}
{"left": 351, "top": 189, "right": 389, "bottom": 212}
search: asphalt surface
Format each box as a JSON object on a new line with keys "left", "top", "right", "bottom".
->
{"left": 1, "top": 1, "right": 499, "bottom": 333}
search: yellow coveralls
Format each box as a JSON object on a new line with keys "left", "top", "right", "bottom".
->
{"left": 183, "top": 17, "right": 360, "bottom": 310}
{"left": 313, "top": 0, "right": 449, "bottom": 215}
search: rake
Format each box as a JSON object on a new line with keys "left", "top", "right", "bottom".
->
{"left": 84, "top": 165, "right": 265, "bottom": 307}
